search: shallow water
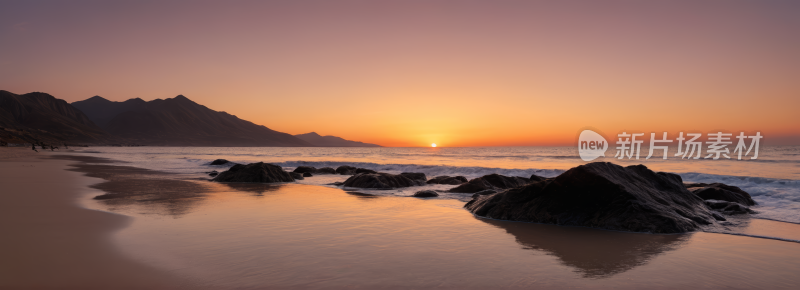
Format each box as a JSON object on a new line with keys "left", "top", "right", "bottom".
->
{"left": 73, "top": 146, "right": 800, "bottom": 223}
{"left": 91, "top": 183, "right": 800, "bottom": 289}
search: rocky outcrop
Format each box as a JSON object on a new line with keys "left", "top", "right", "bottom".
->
{"left": 336, "top": 165, "right": 357, "bottom": 175}
{"left": 427, "top": 175, "right": 468, "bottom": 185}
{"left": 400, "top": 172, "right": 427, "bottom": 182}
{"left": 413, "top": 190, "right": 439, "bottom": 198}
{"left": 213, "top": 162, "right": 295, "bottom": 183}
{"left": 290, "top": 172, "right": 304, "bottom": 180}
{"left": 210, "top": 159, "right": 232, "bottom": 165}
{"left": 449, "top": 174, "right": 532, "bottom": 193}
{"left": 685, "top": 183, "right": 756, "bottom": 206}
{"left": 303, "top": 172, "right": 312, "bottom": 177}
{"left": 316, "top": 167, "right": 336, "bottom": 174}
{"left": 342, "top": 173, "right": 425, "bottom": 189}
{"left": 465, "top": 162, "right": 720, "bottom": 233}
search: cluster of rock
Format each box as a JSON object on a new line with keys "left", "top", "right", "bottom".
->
{"left": 206, "top": 159, "right": 758, "bottom": 233}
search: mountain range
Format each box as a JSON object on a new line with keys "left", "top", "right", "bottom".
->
{"left": 0, "top": 90, "right": 114, "bottom": 145}
{"left": 0, "top": 90, "right": 379, "bottom": 147}
{"left": 294, "top": 132, "right": 380, "bottom": 147}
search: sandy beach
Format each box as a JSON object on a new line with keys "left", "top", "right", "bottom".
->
{"left": 3, "top": 147, "right": 800, "bottom": 289}
{"left": 0, "top": 148, "right": 199, "bottom": 289}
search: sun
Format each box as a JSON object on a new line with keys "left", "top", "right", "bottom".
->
{"left": 431, "top": 143, "right": 437, "bottom": 147}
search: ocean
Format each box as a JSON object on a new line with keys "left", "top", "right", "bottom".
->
{"left": 73, "top": 146, "right": 800, "bottom": 224}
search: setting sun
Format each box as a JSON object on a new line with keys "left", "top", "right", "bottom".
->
{"left": 431, "top": 143, "right": 437, "bottom": 148}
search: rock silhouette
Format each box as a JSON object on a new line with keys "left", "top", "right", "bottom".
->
{"left": 413, "top": 190, "right": 439, "bottom": 198}
{"left": 213, "top": 162, "right": 295, "bottom": 183}
{"left": 465, "top": 162, "right": 720, "bottom": 233}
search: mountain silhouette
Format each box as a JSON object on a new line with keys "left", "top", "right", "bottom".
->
{"left": 72, "top": 95, "right": 312, "bottom": 146}
{"left": 0, "top": 90, "right": 114, "bottom": 144}
{"left": 294, "top": 132, "right": 381, "bottom": 147}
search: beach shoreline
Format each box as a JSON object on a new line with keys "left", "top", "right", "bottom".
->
{"left": 0, "top": 147, "right": 200, "bottom": 289}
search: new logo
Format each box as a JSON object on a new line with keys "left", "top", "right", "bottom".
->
{"left": 578, "top": 130, "right": 608, "bottom": 161}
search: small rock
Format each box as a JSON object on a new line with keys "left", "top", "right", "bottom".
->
{"left": 336, "top": 165, "right": 357, "bottom": 175}
{"left": 293, "top": 166, "right": 317, "bottom": 174}
{"left": 413, "top": 190, "right": 439, "bottom": 198}
{"left": 210, "top": 159, "right": 231, "bottom": 165}
{"left": 427, "top": 175, "right": 468, "bottom": 185}
{"left": 303, "top": 172, "right": 313, "bottom": 177}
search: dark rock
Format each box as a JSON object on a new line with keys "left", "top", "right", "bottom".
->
{"left": 704, "top": 200, "right": 756, "bottom": 215}
{"left": 685, "top": 183, "right": 756, "bottom": 206}
{"left": 213, "top": 162, "right": 294, "bottom": 183}
{"left": 465, "top": 162, "right": 720, "bottom": 233}
{"left": 449, "top": 174, "right": 532, "bottom": 193}
{"left": 316, "top": 167, "right": 337, "bottom": 174}
{"left": 303, "top": 172, "right": 313, "bottom": 177}
{"left": 427, "top": 175, "right": 468, "bottom": 185}
{"left": 293, "top": 166, "right": 316, "bottom": 174}
{"left": 342, "top": 173, "right": 424, "bottom": 189}
{"left": 413, "top": 190, "right": 439, "bottom": 198}
{"left": 471, "top": 189, "right": 497, "bottom": 199}
{"left": 336, "top": 165, "right": 357, "bottom": 175}
{"left": 206, "top": 170, "right": 219, "bottom": 177}
{"left": 400, "top": 172, "right": 427, "bottom": 182}
{"left": 356, "top": 168, "right": 378, "bottom": 174}
{"left": 210, "top": 159, "right": 231, "bottom": 165}
{"left": 290, "top": 172, "right": 304, "bottom": 180}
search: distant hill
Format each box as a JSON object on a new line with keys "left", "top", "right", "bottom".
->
{"left": 294, "top": 132, "right": 381, "bottom": 147}
{"left": 72, "top": 95, "right": 313, "bottom": 146}
{"left": 0, "top": 90, "right": 115, "bottom": 145}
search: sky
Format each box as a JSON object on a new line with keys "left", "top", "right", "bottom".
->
{"left": 2, "top": 0, "right": 799, "bottom": 147}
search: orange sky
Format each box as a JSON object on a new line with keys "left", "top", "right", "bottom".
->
{"left": 2, "top": 1, "right": 799, "bottom": 147}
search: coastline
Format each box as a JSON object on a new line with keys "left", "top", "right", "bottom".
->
{"left": 0, "top": 148, "right": 199, "bottom": 289}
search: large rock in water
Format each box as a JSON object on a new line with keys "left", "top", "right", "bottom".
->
{"left": 449, "top": 174, "right": 532, "bottom": 193}
{"left": 342, "top": 173, "right": 425, "bottom": 189}
{"left": 465, "top": 162, "right": 720, "bottom": 233}
{"left": 685, "top": 183, "right": 756, "bottom": 206}
{"left": 213, "top": 162, "right": 295, "bottom": 183}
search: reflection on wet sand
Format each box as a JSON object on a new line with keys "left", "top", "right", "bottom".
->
{"left": 478, "top": 218, "right": 691, "bottom": 278}
{"left": 218, "top": 183, "right": 284, "bottom": 195}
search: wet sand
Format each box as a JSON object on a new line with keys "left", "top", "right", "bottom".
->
{"left": 0, "top": 148, "right": 200, "bottom": 289}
